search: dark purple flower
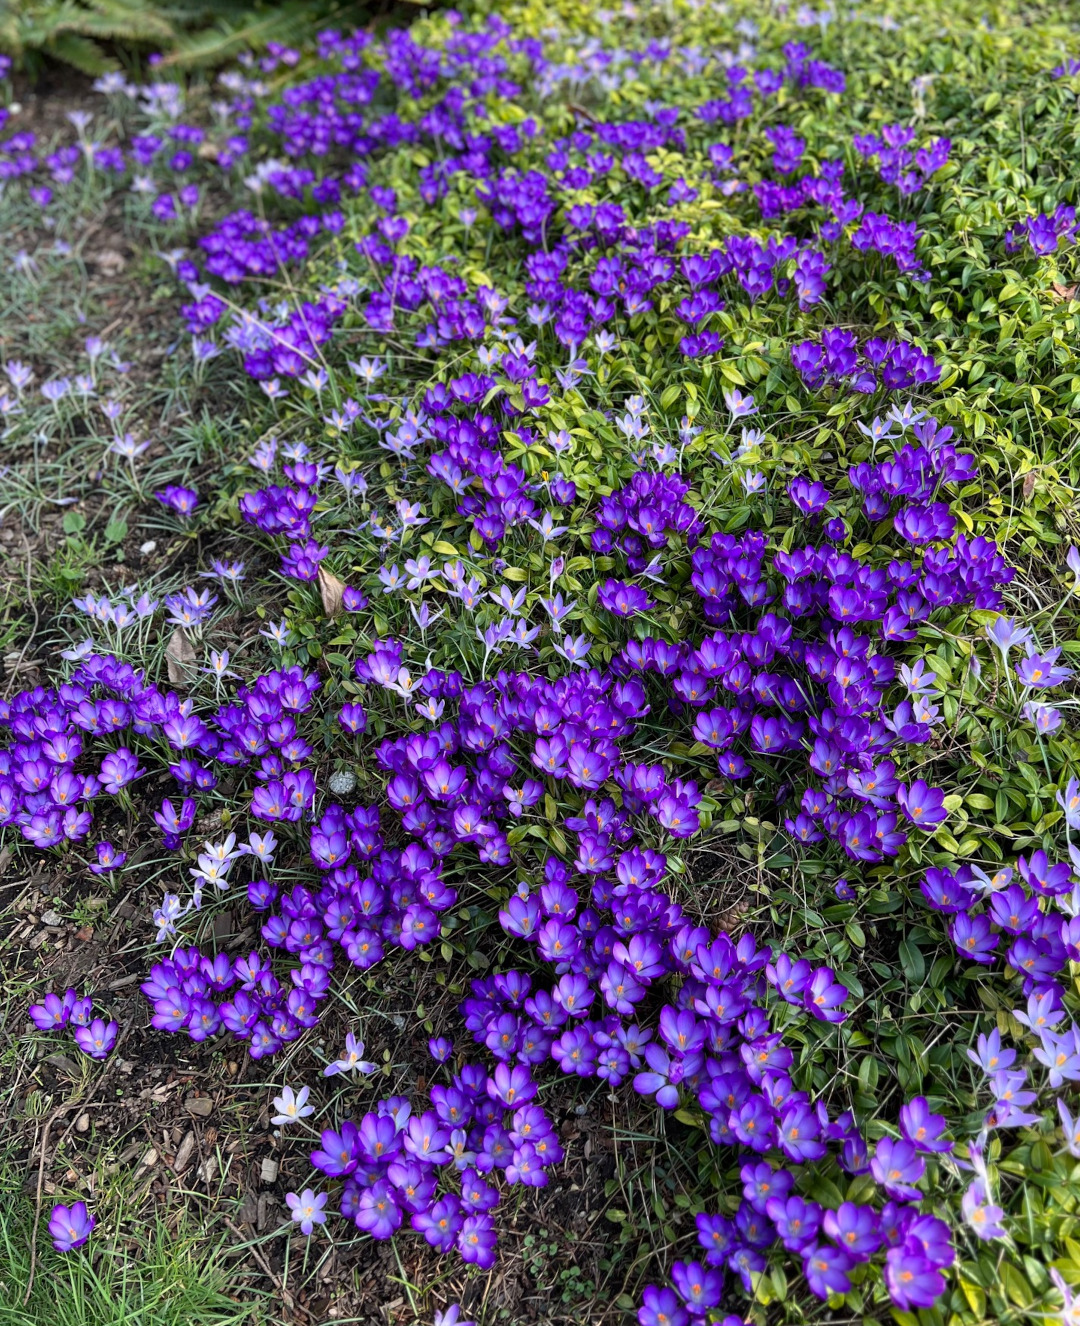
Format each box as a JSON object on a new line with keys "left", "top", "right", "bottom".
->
{"left": 88, "top": 841, "right": 126, "bottom": 873}
{"left": 353, "top": 1180, "right": 402, "bottom": 1239}
{"left": 822, "top": 1202, "right": 881, "bottom": 1259}
{"left": 884, "top": 1244, "right": 946, "bottom": 1310}
{"left": 898, "top": 1096, "right": 952, "bottom": 1153}
{"left": 897, "top": 779, "right": 947, "bottom": 830}
{"left": 637, "top": 1286, "right": 688, "bottom": 1326}
{"left": 29, "top": 988, "right": 77, "bottom": 1031}
{"left": 598, "top": 579, "right": 654, "bottom": 617}
{"left": 870, "top": 1137, "right": 925, "bottom": 1200}
{"left": 48, "top": 1200, "right": 94, "bottom": 1252}
{"left": 804, "top": 968, "right": 847, "bottom": 1022}
{"left": 73, "top": 1017, "right": 118, "bottom": 1060}
{"left": 803, "top": 1244, "right": 853, "bottom": 1298}
{"left": 670, "top": 1260, "right": 722, "bottom": 1309}
{"left": 155, "top": 485, "right": 199, "bottom": 517}
{"left": 458, "top": 1213, "right": 497, "bottom": 1268}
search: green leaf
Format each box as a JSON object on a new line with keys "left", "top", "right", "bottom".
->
{"left": 1001, "top": 1261, "right": 1033, "bottom": 1308}
{"left": 899, "top": 938, "right": 925, "bottom": 984}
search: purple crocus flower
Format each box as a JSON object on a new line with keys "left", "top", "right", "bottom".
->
{"left": 670, "top": 1259, "right": 722, "bottom": 1309}
{"left": 48, "top": 1200, "right": 95, "bottom": 1251}
{"left": 637, "top": 1286, "right": 688, "bottom": 1326}
{"left": 984, "top": 616, "right": 1033, "bottom": 657}
{"left": 1016, "top": 645, "right": 1073, "bottom": 688}
{"left": 633, "top": 1043, "right": 682, "bottom": 1109}
{"left": 598, "top": 579, "right": 654, "bottom": 616}
{"left": 962, "top": 1180, "right": 1005, "bottom": 1240}
{"left": 884, "top": 1244, "right": 945, "bottom": 1310}
{"left": 458, "top": 1213, "right": 497, "bottom": 1268}
{"left": 804, "top": 967, "right": 847, "bottom": 1022}
{"left": 898, "top": 1097, "right": 952, "bottom": 1153}
{"left": 870, "top": 1137, "right": 925, "bottom": 1200}
{"left": 896, "top": 779, "right": 947, "bottom": 830}
{"left": 88, "top": 841, "right": 126, "bottom": 873}
{"left": 286, "top": 1189, "right": 328, "bottom": 1235}
{"left": 29, "top": 988, "right": 78, "bottom": 1031}
{"left": 822, "top": 1202, "right": 881, "bottom": 1259}
{"left": 99, "top": 747, "right": 143, "bottom": 794}
{"left": 802, "top": 1244, "right": 853, "bottom": 1298}
{"left": 967, "top": 1028, "right": 1015, "bottom": 1075}
{"left": 155, "top": 485, "right": 199, "bottom": 517}
{"left": 428, "top": 1036, "right": 453, "bottom": 1062}
{"left": 353, "top": 1180, "right": 402, "bottom": 1239}
{"left": 950, "top": 912, "right": 999, "bottom": 965}
{"left": 413, "top": 1194, "right": 464, "bottom": 1251}
{"left": 73, "top": 1017, "right": 118, "bottom": 1059}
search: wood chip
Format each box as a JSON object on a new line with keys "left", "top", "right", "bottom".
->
{"left": 318, "top": 565, "right": 346, "bottom": 617}
{"left": 260, "top": 1157, "right": 279, "bottom": 1184}
{"left": 174, "top": 1131, "right": 197, "bottom": 1176}
{"left": 140, "top": 1147, "right": 159, "bottom": 1169}
{"left": 165, "top": 627, "right": 197, "bottom": 687}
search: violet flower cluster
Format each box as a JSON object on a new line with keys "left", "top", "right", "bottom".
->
{"left": 299, "top": 1052, "right": 563, "bottom": 1270}
{"left": 29, "top": 987, "right": 118, "bottom": 1060}
{"left": 1004, "top": 203, "right": 1077, "bottom": 257}
{"left": 853, "top": 124, "right": 951, "bottom": 196}
{"left": 791, "top": 329, "right": 941, "bottom": 394}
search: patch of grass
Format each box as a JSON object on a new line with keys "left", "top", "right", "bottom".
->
{"left": 0, "top": 1154, "right": 263, "bottom": 1326}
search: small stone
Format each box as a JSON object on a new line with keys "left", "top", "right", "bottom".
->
{"left": 75, "top": 1113, "right": 90, "bottom": 1133}
{"left": 140, "top": 540, "right": 157, "bottom": 554}
{"left": 41, "top": 909, "right": 63, "bottom": 927}
{"left": 95, "top": 248, "right": 126, "bottom": 276}
{"left": 328, "top": 769, "right": 356, "bottom": 795}
{"left": 185, "top": 1095, "right": 213, "bottom": 1117}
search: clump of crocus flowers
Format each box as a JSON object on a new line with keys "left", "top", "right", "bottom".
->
{"left": 4, "top": 6, "right": 1080, "bottom": 1319}
{"left": 29, "top": 987, "right": 118, "bottom": 1060}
